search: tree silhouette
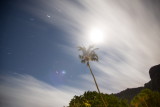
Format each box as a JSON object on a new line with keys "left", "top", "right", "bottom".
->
{"left": 131, "top": 89, "right": 160, "bottom": 107}
{"left": 78, "top": 45, "right": 108, "bottom": 107}
{"left": 69, "top": 91, "right": 129, "bottom": 107}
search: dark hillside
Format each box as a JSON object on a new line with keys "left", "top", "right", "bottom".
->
{"left": 114, "top": 87, "right": 143, "bottom": 102}
{"left": 114, "top": 64, "right": 160, "bottom": 101}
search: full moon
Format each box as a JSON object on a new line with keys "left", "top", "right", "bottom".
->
{"left": 89, "top": 28, "right": 104, "bottom": 44}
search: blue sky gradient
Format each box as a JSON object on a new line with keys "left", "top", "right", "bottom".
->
{"left": 0, "top": 0, "right": 160, "bottom": 106}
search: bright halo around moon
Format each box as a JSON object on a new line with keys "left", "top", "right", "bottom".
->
{"left": 89, "top": 28, "right": 105, "bottom": 44}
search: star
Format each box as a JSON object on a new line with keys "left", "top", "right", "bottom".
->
{"left": 62, "top": 70, "right": 66, "bottom": 75}
{"left": 47, "top": 14, "right": 51, "bottom": 18}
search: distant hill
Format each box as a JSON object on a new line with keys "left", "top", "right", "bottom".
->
{"left": 114, "top": 64, "right": 160, "bottom": 102}
{"left": 68, "top": 64, "right": 160, "bottom": 106}
{"left": 114, "top": 87, "right": 144, "bottom": 102}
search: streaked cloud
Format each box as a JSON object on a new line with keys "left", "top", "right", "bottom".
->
{"left": 36, "top": 0, "right": 159, "bottom": 93}
{"left": 0, "top": 75, "right": 83, "bottom": 107}
{"left": 10, "top": 0, "right": 160, "bottom": 105}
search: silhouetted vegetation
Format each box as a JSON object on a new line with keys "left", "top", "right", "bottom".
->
{"left": 69, "top": 89, "right": 160, "bottom": 107}
{"left": 78, "top": 46, "right": 107, "bottom": 107}
{"left": 131, "top": 89, "right": 160, "bottom": 107}
{"left": 69, "top": 91, "right": 129, "bottom": 107}
{"left": 75, "top": 47, "right": 160, "bottom": 107}
{"left": 115, "top": 64, "right": 160, "bottom": 103}
{"left": 114, "top": 87, "right": 144, "bottom": 102}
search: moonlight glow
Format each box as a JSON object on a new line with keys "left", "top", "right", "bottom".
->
{"left": 89, "top": 28, "right": 104, "bottom": 44}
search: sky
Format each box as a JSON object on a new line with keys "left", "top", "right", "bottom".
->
{"left": 0, "top": 0, "right": 160, "bottom": 106}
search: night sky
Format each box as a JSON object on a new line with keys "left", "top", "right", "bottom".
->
{"left": 0, "top": 0, "right": 160, "bottom": 106}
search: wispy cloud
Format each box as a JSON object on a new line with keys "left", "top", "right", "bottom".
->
{"left": 22, "top": 0, "right": 160, "bottom": 94}
{"left": 2, "top": 0, "right": 159, "bottom": 106}
{"left": 38, "top": 0, "right": 160, "bottom": 92}
{"left": 0, "top": 75, "right": 83, "bottom": 107}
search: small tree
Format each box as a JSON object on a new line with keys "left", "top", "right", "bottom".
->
{"left": 78, "top": 45, "right": 107, "bottom": 107}
{"left": 69, "top": 91, "right": 129, "bottom": 107}
{"left": 131, "top": 89, "right": 160, "bottom": 107}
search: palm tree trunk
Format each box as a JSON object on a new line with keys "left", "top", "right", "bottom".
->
{"left": 87, "top": 62, "right": 108, "bottom": 107}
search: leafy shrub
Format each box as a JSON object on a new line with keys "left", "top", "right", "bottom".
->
{"left": 69, "top": 91, "right": 129, "bottom": 107}
{"left": 131, "top": 89, "right": 160, "bottom": 107}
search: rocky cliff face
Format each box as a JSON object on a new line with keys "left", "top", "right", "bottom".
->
{"left": 145, "top": 64, "right": 160, "bottom": 91}
{"left": 115, "top": 64, "right": 160, "bottom": 101}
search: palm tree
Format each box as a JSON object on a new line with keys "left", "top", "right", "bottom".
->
{"left": 78, "top": 45, "right": 108, "bottom": 107}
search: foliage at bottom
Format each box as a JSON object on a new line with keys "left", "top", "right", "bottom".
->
{"left": 69, "top": 91, "right": 128, "bottom": 107}
{"left": 130, "top": 89, "right": 160, "bottom": 107}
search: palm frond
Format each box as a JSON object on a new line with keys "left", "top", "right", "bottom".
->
{"left": 93, "top": 48, "right": 99, "bottom": 51}
{"left": 81, "top": 60, "right": 86, "bottom": 63}
{"left": 87, "top": 45, "right": 94, "bottom": 53}
{"left": 90, "top": 48, "right": 98, "bottom": 54}
{"left": 78, "top": 45, "right": 99, "bottom": 64}
{"left": 79, "top": 55, "right": 83, "bottom": 59}
{"left": 91, "top": 57, "right": 98, "bottom": 61}
{"left": 78, "top": 46, "right": 87, "bottom": 55}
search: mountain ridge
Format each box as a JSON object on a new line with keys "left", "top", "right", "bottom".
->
{"left": 114, "top": 64, "right": 160, "bottom": 101}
